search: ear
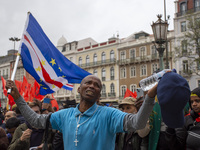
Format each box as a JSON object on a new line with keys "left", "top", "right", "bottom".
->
{"left": 77, "top": 87, "right": 80, "bottom": 93}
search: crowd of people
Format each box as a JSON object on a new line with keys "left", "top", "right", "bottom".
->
{"left": 0, "top": 72, "right": 199, "bottom": 150}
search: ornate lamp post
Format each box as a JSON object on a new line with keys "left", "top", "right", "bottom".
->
{"left": 9, "top": 37, "right": 20, "bottom": 50}
{"left": 151, "top": 15, "right": 168, "bottom": 70}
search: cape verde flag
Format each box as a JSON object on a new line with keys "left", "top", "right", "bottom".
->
{"left": 19, "top": 13, "right": 91, "bottom": 95}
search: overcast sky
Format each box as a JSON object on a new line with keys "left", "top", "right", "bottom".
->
{"left": 0, "top": 0, "right": 175, "bottom": 56}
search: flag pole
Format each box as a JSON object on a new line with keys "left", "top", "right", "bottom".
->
{"left": 7, "top": 12, "right": 30, "bottom": 94}
{"left": 7, "top": 54, "right": 20, "bottom": 94}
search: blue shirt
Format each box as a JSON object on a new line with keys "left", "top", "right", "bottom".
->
{"left": 50, "top": 103, "right": 126, "bottom": 150}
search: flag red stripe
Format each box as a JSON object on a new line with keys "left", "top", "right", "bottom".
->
{"left": 24, "top": 35, "right": 63, "bottom": 88}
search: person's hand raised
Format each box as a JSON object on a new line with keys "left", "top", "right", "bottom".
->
{"left": 20, "top": 129, "right": 32, "bottom": 141}
{"left": 5, "top": 80, "right": 21, "bottom": 100}
{"left": 135, "top": 96, "right": 144, "bottom": 111}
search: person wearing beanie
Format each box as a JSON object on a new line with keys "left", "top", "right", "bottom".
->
{"left": 165, "top": 87, "right": 200, "bottom": 150}
{"left": 115, "top": 97, "right": 150, "bottom": 150}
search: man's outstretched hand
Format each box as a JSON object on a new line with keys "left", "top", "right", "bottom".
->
{"left": 6, "top": 80, "right": 21, "bottom": 100}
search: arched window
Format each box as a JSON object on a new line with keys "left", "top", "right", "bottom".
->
{"left": 93, "top": 53, "right": 97, "bottom": 65}
{"left": 110, "top": 83, "right": 115, "bottom": 93}
{"left": 130, "top": 66, "right": 136, "bottom": 77}
{"left": 102, "top": 52, "right": 106, "bottom": 63}
{"left": 79, "top": 57, "right": 82, "bottom": 66}
{"left": 130, "top": 49, "right": 135, "bottom": 59}
{"left": 110, "top": 67, "right": 114, "bottom": 80}
{"left": 110, "top": 50, "right": 115, "bottom": 61}
{"left": 130, "top": 84, "right": 137, "bottom": 93}
{"left": 93, "top": 69, "right": 97, "bottom": 76}
{"left": 101, "top": 84, "right": 106, "bottom": 97}
{"left": 121, "top": 85, "right": 126, "bottom": 97}
{"left": 86, "top": 55, "right": 90, "bottom": 66}
{"left": 120, "top": 67, "right": 126, "bottom": 78}
{"left": 102, "top": 68, "right": 106, "bottom": 81}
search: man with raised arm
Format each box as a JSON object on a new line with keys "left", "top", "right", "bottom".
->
{"left": 6, "top": 75, "right": 157, "bottom": 150}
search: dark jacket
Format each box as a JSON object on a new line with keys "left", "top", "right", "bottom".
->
{"left": 115, "top": 131, "right": 148, "bottom": 150}
{"left": 8, "top": 123, "right": 54, "bottom": 150}
{"left": 165, "top": 110, "right": 200, "bottom": 150}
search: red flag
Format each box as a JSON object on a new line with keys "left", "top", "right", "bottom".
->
{"left": 124, "top": 88, "right": 137, "bottom": 98}
{"left": 21, "top": 76, "right": 28, "bottom": 94}
{"left": 1, "top": 76, "right": 15, "bottom": 107}
{"left": 15, "top": 80, "right": 23, "bottom": 95}
{"left": 50, "top": 99, "right": 59, "bottom": 111}
{"left": 24, "top": 83, "right": 31, "bottom": 102}
{"left": 32, "top": 80, "right": 45, "bottom": 101}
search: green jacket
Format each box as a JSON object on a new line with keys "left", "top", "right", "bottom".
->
{"left": 8, "top": 123, "right": 55, "bottom": 150}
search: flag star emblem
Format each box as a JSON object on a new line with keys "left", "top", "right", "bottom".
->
{"left": 43, "top": 87, "right": 48, "bottom": 89}
{"left": 39, "top": 84, "right": 43, "bottom": 86}
{"left": 40, "top": 78, "right": 43, "bottom": 82}
{"left": 58, "top": 67, "right": 62, "bottom": 72}
{"left": 62, "top": 75, "right": 66, "bottom": 78}
{"left": 41, "top": 60, "right": 46, "bottom": 66}
{"left": 50, "top": 58, "right": 56, "bottom": 66}
{"left": 52, "top": 84, "right": 55, "bottom": 89}
{"left": 36, "top": 66, "right": 42, "bottom": 72}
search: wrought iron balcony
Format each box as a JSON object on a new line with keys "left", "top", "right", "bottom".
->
{"left": 78, "top": 58, "right": 116, "bottom": 69}
{"left": 102, "top": 77, "right": 106, "bottom": 81}
{"left": 101, "top": 93, "right": 107, "bottom": 98}
{"left": 176, "top": 6, "right": 200, "bottom": 17}
{"left": 108, "top": 92, "right": 116, "bottom": 97}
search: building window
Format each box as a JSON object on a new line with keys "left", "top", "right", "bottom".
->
{"left": 141, "top": 65, "right": 147, "bottom": 76}
{"left": 110, "top": 50, "right": 115, "bottom": 61}
{"left": 93, "top": 69, "right": 97, "bottom": 76}
{"left": 121, "top": 85, "right": 127, "bottom": 97}
{"left": 140, "top": 47, "right": 146, "bottom": 59}
{"left": 130, "top": 84, "right": 137, "bottom": 93}
{"left": 151, "top": 45, "right": 157, "bottom": 58}
{"left": 110, "top": 67, "right": 114, "bottom": 80}
{"left": 93, "top": 53, "right": 97, "bottom": 65}
{"left": 183, "top": 60, "right": 188, "bottom": 73}
{"left": 120, "top": 51, "right": 126, "bottom": 60}
{"left": 152, "top": 64, "right": 158, "bottom": 73}
{"left": 62, "top": 46, "right": 66, "bottom": 52}
{"left": 130, "top": 66, "right": 136, "bottom": 77}
{"left": 110, "top": 83, "right": 115, "bottom": 93}
{"left": 79, "top": 57, "right": 82, "bottom": 66}
{"left": 69, "top": 57, "right": 73, "bottom": 62}
{"left": 102, "top": 84, "right": 106, "bottom": 97}
{"left": 120, "top": 67, "right": 126, "bottom": 78}
{"left": 102, "top": 68, "right": 106, "bottom": 81}
{"left": 86, "top": 55, "right": 90, "bottom": 66}
{"left": 180, "top": 2, "right": 187, "bottom": 14}
{"left": 181, "top": 21, "right": 186, "bottom": 32}
{"left": 181, "top": 40, "right": 187, "bottom": 54}
{"left": 130, "top": 49, "right": 136, "bottom": 59}
{"left": 198, "top": 80, "right": 200, "bottom": 87}
{"left": 102, "top": 52, "right": 106, "bottom": 63}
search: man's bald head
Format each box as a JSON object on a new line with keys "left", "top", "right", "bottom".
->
{"left": 5, "top": 111, "right": 17, "bottom": 122}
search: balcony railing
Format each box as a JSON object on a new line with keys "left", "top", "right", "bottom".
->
{"left": 110, "top": 76, "right": 114, "bottom": 80}
{"left": 0, "top": 75, "right": 8, "bottom": 80}
{"left": 101, "top": 93, "right": 107, "bottom": 98}
{"left": 108, "top": 92, "right": 116, "bottom": 97}
{"left": 78, "top": 58, "right": 116, "bottom": 69}
{"left": 179, "top": 70, "right": 192, "bottom": 77}
{"left": 176, "top": 6, "right": 200, "bottom": 17}
{"left": 102, "top": 77, "right": 106, "bottom": 81}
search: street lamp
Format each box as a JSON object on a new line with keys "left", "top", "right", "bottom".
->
{"left": 151, "top": 14, "right": 168, "bottom": 70}
{"left": 9, "top": 37, "right": 20, "bottom": 50}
